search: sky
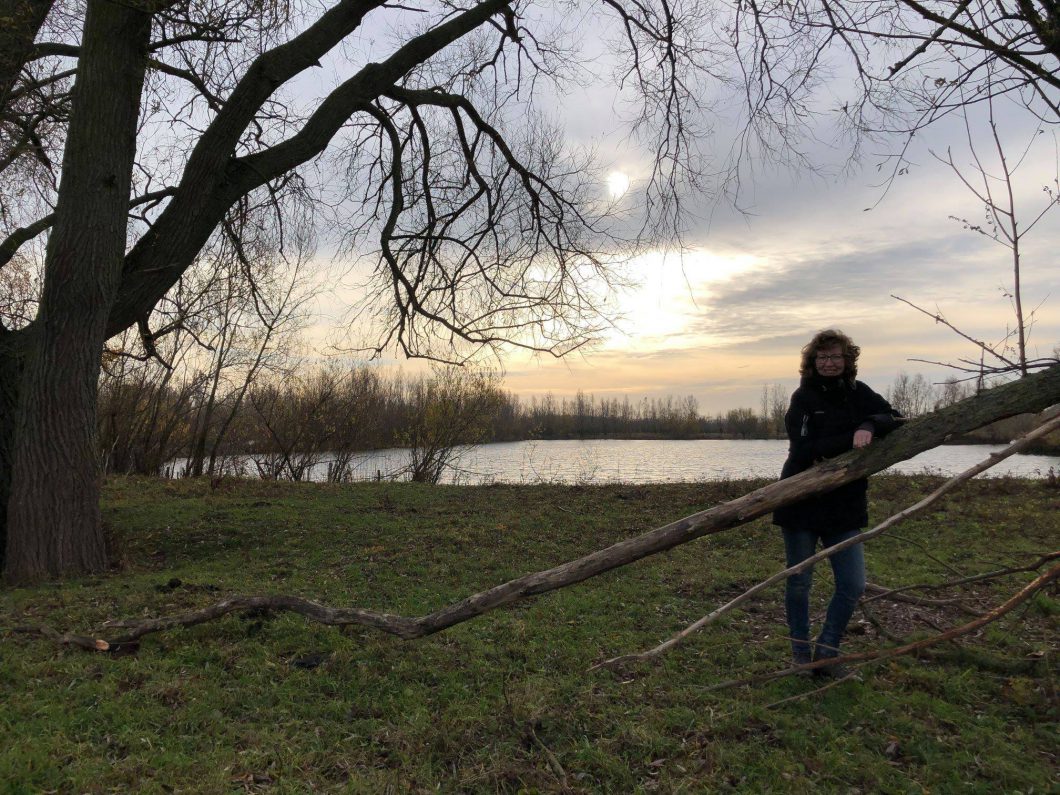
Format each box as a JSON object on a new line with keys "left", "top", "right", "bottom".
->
{"left": 498, "top": 133, "right": 1059, "bottom": 413}
{"left": 309, "top": 4, "right": 1060, "bottom": 416}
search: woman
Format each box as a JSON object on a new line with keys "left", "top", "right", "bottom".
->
{"left": 773, "top": 329, "right": 902, "bottom": 677}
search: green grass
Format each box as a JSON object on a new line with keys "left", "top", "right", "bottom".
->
{"left": 1, "top": 475, "right": 1057, "bottom": 793}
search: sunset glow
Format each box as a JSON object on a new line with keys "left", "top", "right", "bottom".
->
{"left": 604, "top": 248, "right": 762, "bottom": 349}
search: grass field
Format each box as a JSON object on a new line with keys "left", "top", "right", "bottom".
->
{"left": 1, "top": 475, "right": 1057, "bottom": 793}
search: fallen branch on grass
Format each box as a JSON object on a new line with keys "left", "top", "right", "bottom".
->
{"left": 12, "top": 624, "right": 113, "bottom": 652}
{"left": 591, "top": 411, "right": 1060, "bottom": 670}
{"left": 14, "top": 368, "right": 1060, "bottom": 651}
{"left": 704, "top": 560, "right": 1059, "bottom": 692}
{"left": 863, "top": 584, "right": 984, "bottom": 616}
{"left": 863, "top": 551, "right": 1060, "bottom": 606}
{"left": 864, "top": 599, "right": 1048, "bottom": 674}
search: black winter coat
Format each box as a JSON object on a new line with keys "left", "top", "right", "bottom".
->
{"left": 772, "top": 374, "right": 901, "bottom": 532}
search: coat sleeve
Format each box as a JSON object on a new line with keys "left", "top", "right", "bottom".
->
{"left": 856, "top": 383, "right": 904, "bottom": 438}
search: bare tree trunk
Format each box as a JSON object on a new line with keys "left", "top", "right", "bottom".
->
{"left": 0, "top": 337, "right": 25, "bottom": 571}
{"left": 0, "top": 0, "right": 54, "bottom": 111}
{"left": 188, "top": 348, "right": 226, "bottom": 478}
{"left": 3, "top": 0, "right": 151, "bottom": 583}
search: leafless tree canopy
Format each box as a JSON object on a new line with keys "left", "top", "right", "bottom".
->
{"left": 0, "top": 0, "right": 733, "bottom": 581}
{"left": 5, "top": 0, "right": 1056, "bottom": 353}
{"left": 727, "top": 0, "right": 1060, "bottom": 174}
{"left": 1, "top": 0, "right": 721, "bottom": 360}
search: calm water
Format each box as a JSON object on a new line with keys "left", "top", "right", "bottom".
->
{"left": 289, "top": 439, "right": 1057, "bottom": 484}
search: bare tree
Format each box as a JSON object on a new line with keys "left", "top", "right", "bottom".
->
{"left": 0, "top": 0, "right": 707, "bottom": 581}
{"left": 724, "top": 406, "right": 761, "bottom": 439}
{"left": 185, "top": 238, "right": 317, "bottom": 478}
{"left": 760, "top": 382, "right": 788, "bottom": 437}
{"left": 893, "top": 93, "right": 1058, "bottom": 383}
{"left": 933, "top": 376, "right": 974, "bottom": 409}
{"left": 398, "top": 367, "right": 503, "bottom": 483}
{"left": 936, "top": 97, "right": 1058, "bottom": 377}
{"left": 888, "top": 371, "right": 935, "bottom": 417}
{"left": 98, "top": 326, "right": 206, "bottom": 476}
{"left": 246, "top": 369, "right": 347, "bottom": 482}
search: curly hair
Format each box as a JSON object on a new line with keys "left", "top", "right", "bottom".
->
{"left": 799, "top": 328, "right": 860, "bottom": 381}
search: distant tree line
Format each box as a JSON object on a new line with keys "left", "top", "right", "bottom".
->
{"left": 97, "top": 356, "right": 1054, "bottom": 484}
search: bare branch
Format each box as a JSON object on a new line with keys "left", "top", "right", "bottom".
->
{"left": 0, "top": 187, "right": 176, "bottom": 270}
{"left": 892, "top": 294, "right": 1020, "bottom": 370}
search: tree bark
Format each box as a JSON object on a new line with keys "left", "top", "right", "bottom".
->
{"left": 0, "top": 335, "right": 26, "bottom": 571}
{"left": 3, "top": 0, "right": 151, "bottom": 583}
{"left": 0, "top": 0, "right": 55, "bottom": 113}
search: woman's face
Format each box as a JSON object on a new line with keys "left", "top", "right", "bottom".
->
{"left": 814, "top": 343, "right": 846, "bottom": 378}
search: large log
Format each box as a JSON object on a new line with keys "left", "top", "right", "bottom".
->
{"left": 97, "top": 364, "right": 1060, "bottom": 644}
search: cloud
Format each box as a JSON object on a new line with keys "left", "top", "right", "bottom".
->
{"left": 680, "top": 231, "right": 993, "bottom": 341}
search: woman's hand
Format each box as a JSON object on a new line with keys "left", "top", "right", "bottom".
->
{"left": 853, "top": 429, "right": 873, "bottom": 449}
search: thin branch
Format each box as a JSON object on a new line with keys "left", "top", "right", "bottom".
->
{"left": 863, "top": 551, "right": 1060, "bottom": 604}
{"left": 892, "top": 294, "right": 1020, "bottom": 369}
{"left": 888, "top": 0, "right": 974, "bottom": 76}
{"left": 764, "top": 669, "right": 861, "bottom": 708}
{"left": 0, "top": 187, "right": 177, "bottom": 269}
{"left": 862, "top": 582, "right": 983, "bottom": 616}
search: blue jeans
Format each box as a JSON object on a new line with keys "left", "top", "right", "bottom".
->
{"left": 782, "top": 527, "right": 866, "bottom": 661}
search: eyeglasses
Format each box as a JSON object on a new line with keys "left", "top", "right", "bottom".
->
{"left": 815, "top": 354, "right": 845, "bottom": 362}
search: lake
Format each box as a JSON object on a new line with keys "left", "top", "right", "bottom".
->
{"left": 258, "top": 439, "right": 1058, "bottom": 484}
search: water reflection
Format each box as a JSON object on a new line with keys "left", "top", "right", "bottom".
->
{"left": 178, "top": 439, "right": 1058, "bottom": 484}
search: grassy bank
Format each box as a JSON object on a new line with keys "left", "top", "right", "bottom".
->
{"left": 2, "top": 476, "right": 1057, "bottom": 793}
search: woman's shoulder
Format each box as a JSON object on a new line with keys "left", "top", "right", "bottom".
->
{"left": 851, "top": 379, "right": 883, "bottom": 397}
{"left": 851, "top": 379, "right": 894, "bottom": 409}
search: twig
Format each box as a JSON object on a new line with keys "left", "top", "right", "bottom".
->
{"left": 914, "top": 613, "right": 950, "bottom": 635}
{"left": 891, "top": 295, "right": 1019, "bottom": 369}
{"left": 527, "top": 723, "right": 569, "bottom": 784}
{"left": 863, "top": 583, "right": 983, "bottom": 616}
{"left": 878, "top": 532, "right": 965, "bottom": 576}
{"left": 860, "top": 601, "right": 904, "bottom": 643}
{"left": 592, "top": 412, "right": 1060, "bottom": 670}
{"left": 501, "top": 673, "right": 569, "bottom": 788}
{"left": 863, "top": 552, "right": 1060, "bottom": 605}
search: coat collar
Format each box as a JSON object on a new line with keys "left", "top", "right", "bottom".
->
{"left": 802, "top": 373, "right": 856, "bottom": 392}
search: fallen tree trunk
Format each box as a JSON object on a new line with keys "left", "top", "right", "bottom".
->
{"left": 44, "top": 364, "right": 1060, "bottom": 645}
{"left": 592, "top": 411, "right": 1060, "bottom": 669}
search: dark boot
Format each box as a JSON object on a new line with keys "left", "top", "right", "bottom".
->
{"left": 812, "top": 648, "right": 859, "bottom": 681}
{"left": 791, "top": 639, "right": 812, "bottom": 675}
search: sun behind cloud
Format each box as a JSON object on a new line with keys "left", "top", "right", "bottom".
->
{"left": 606, "top": 171, "right": 631, "bottom": 198}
